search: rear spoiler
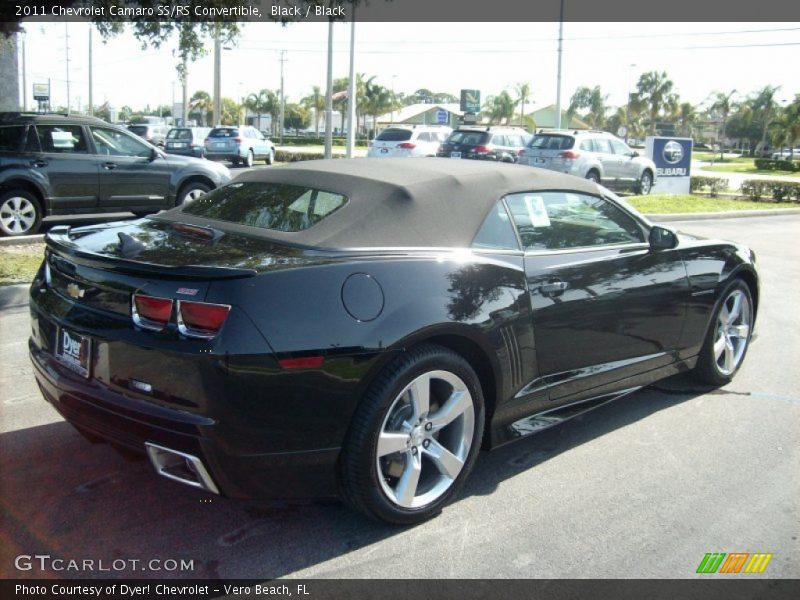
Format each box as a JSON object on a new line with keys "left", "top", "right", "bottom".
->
{"left": 45, "top": 225, "right": 257, "bottom": 280}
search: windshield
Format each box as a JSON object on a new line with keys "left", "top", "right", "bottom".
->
{"left": 167, "top": 129, "right": 193, "bottom": 140}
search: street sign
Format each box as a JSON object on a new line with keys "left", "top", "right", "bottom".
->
{"left": 460, "top": 89, "right": 480, "bottom": 113}
{"left": 436, "top": 109, "right": 448, "bottom": 125}
{"left": 32, "top": 83, "right": 50, "bottom": 101}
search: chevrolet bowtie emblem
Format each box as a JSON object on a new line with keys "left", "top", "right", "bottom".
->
{"left": 66, "top": 283, "right": 85, "bottom": 299}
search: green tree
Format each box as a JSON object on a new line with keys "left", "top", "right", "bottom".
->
{"left": 750, "top": 85, "right": 781, "bottom": 155}
{"left": 634, "top": 71, "right": 677, "bottom": 135}
{"left": 515, "top": 83, "right": 532, "bottom": 127}
{"left": 302, "top": 86, "right": 325, "bottom": 137}
{"left": 674, "top": 102, "right": 698, "bottom": 138}
{"left": 189, "top": 91, "right": 213, "bottom": 126}
{"left": 284, "top": 103, "right": 310, "bottom": 133}
{"left": 363, "top": 78, "right": 395, "bottom": 138}
{"left": 484, "top": 91, "right": 515, "bottom": 125}
{"left": 220, "top": 97, "right": 239, "bottom": 126}
{"left": 246, "top": 89, "right": 278, "bottom": 134}
{"left": 709, "top": 90, "right": 737, "bottom": 160}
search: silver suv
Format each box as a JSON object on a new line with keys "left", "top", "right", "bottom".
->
{"left": 518, "top": 130, "right": 657, "bottom": 195}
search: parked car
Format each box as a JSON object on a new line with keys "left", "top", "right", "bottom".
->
{"left": 164, "top": 127, "right": 211, "bottom": 159}
{"left": 127, "top": 123, "right": 171, "bottom": 147}
{"left": 771, "top": 148, "right": 800, "bottom": 160}
{"left": 0, "top": 112, "right": 231, "bottom": 236}
{"left": 518, "top": 130, "right": 657, "bottom": 194}
{"left": 436, "top": 126, "right": 531, "bottom": 163}
{"left": 29, "top": 158, "right": 758, "bottom": 523}
{"left": 204, "top": 126, "right": 275, "bottom": 167}
{"left": 367, "top": 124, "right": 452, "bottom": 158}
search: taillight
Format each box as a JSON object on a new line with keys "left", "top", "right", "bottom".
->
{"left": 177, "top": 300, "right": 231, "bottom": 339}
{"left": 398, "top": 142, "right": 416, "bottom": 149}
{"left": 132, "top": 294, "right": 173, "bottom": 331}
{"left": 518, "top": 149, "right": 526, "bottom": 157}
{"left": 233, "top": 137, "right": 242, "bottom": 145}
{"left": 203, "top": 138, "right": 210, "bottom": 145}
{"left": 473, "top": 145, "right": 491, "bottom": 153}
{"left": 558, "top": 150, "right": 581, "bottom": 160}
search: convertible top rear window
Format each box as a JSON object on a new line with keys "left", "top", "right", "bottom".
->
{"left": 182, "top": 182, "right": 347, "bottom": 233}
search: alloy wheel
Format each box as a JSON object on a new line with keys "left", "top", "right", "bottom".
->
{"left": 0, "top": 196, "right": 37, "bottom": 235}
{"left": 376, "top": 370, "right": 475, "bottom": 509}
{"left": 713, "top": 289, "right": 751, "bottom": 376}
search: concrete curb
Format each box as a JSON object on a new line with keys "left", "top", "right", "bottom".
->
{"left": 0, "top": 283, "right": 30, "bottom": 310}
{"left": 0, "top": 234, "right": 45, "bottom": 246}
{"left": 645, "top": 208, "right": 800, "bottom": 222}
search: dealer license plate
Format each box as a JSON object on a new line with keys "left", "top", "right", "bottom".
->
{"left": 55, "top": 328, "right": 91, "bottom": 378}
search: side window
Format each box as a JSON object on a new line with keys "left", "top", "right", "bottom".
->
{"left": 490, "top": 134, "right": 506, "bottom": 146}
{"left": 609, "top": 139, "right": 631, "bottom": 155}
{"left": 90, "top": 127, "right": 151, "bottom": 157}
{"left": 506, "top": 134, "right": 523, "bottom": 147}
{"left": 0, "top": 126, "right": 25, "bottom": 152}
{"left": 35, "top": 125, "right": 88, "bottom": 154}
{"left": 416, "top": 132, "right": 430, "bottom": 142}
{"left": 579, "top": 139, "right": 594, "bottom": 152}
{"left": 472, "top": 201, "right": 519, "bottom": 251}
{"left": 24, "top": 126, "right": 41, "bottom": 152}
{"left": 593, "top": 138, "right": 613, "bottom": 154}
{"left": 505, "top": 192, "right": 644, "bottom": 251}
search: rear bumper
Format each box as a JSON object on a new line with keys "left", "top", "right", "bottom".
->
{"left": 29, "top": 341, "right": 340, "bottom": 500}
{"left": 204, "top": 151, "right": 242, "bottom": 162}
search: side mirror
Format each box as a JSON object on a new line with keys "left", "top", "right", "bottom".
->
{"left": 149, "top": 147, "right": 159, "bottom": 161}
{"left": 630, "top": 151, "right": 639, "bottom": 158}
{"left": 649, "top": 225, "right": 678, "bottom": 250}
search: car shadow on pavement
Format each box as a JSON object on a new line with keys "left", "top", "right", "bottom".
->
{"left": 0, "top": 373, "right": 712, "bottom": 580}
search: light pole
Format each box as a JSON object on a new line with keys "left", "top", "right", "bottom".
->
{"left": 390, "top": 74, "right": 397, "bottom": 124}
{"left": 20, "top": 30, "right": 26, "bottom": 112}
{"left": 279, "top": 50, "right": 287, "bottom": 143}
{"left": 88, "top": 26, "right": 93, "bottom": 116}
{"left": 626, "top": 63, "right": 637, "bottom": 137}
{"left": 213, "top": 33, "right": 221, "bottom": 126}
{"left": 554, "top": 0, "right": 564, "bottom": 129}
{"left": 324, "top": 20, "right": 334, "bottom": 159}
{"left": 346, "top": 16, "right": 356, "bottom": 158}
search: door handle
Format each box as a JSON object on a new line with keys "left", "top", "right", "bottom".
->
{"left": 539, "top": 281, "right": 569, "bottom": 297}
{"left": 30, "top": 160, "right": 47, "bottom": 168}
{"left": 102, "top": 162, "right": 117, "bottom": 170}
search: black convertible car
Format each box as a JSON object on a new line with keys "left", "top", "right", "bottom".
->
{"left": 29, "top": 159, "right": 758, "bottom": 524}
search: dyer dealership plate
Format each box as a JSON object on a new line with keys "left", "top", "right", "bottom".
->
{"left": 55, "top": 328, "right": 91, "bottom": 378}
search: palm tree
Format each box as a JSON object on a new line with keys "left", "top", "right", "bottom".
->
{"left": 189, "top": 91, "right": 213, "bottom": 126}
{"left": 675, "top": 102, "right": 698, "bottom": 138}
{"left": 515, "top": 83, "right": 532, "bottom": 127}
{"left": 245, "top": 89, "right": 277, "bottom": 134}
{"left": 301, "top": 86, "right": 325, "bottom": 137}
{"left": 750, "top": 85, "right": 781, "bottom": 155}
{"left": 220, "top": 98, "right": 239, "bottom": 126}
{"left": 485, "top": 91, "right": 515, "bottom": 125}
{"left": 708, "top": 90, "right": 736, "bottom": 160}
{"left": 635, "top": 71, "right": 676, "bottom": 135}
{"left": 363, "top": 79, "right": 395, "bottom": 138}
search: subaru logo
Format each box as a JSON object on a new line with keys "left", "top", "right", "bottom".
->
{"left": 66, "top": 283, "right": 85, "bottom": 299}
{"left": 663, "top": 140, "right": 684, "bottom": 164}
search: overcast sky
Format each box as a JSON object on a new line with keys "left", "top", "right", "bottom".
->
{"left": 17, "top": 21, "right": 800, "bottom": 114}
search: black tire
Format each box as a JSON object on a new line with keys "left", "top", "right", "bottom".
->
{"left": 177, "top": 182, "right": 211, "bottom": 205}
{"left": 585, "top": 170, "right": 600, "bottom": 184}
{"left": 231, "top": 157, "right": 240, "bottom": 167}
{"left": 0, "top": 189, "right": 43, "bottom": 237}
{"left": 243, "top": 150, "right": 254, "bottom": 168}
{"left": 265, "top": 149, "right": 274, "bottom": 165}
{"left": 692, "top": 279, "right": 754, "bottom": 386}
{"left": 339, "top": 343, "right": 485, "bottom": 525}
{"left": 637, "top": 171, "right": 654, "bottom": 195}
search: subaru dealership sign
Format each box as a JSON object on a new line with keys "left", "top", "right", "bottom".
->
{"left": 646, "top": 136, "right": 693, "bottom": 194}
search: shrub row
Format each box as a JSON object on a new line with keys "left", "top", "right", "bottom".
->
{"left": 690, "top": 176, "right": 729, "bottom": 197}
{"left": 753, "top": 158, "right": 800, "bottom": 172}
{"left": 740, "top": 180, "right": 800, "bottom": 202}
{"left": 279, "top": 136, "right": 369, "bottom": 147}
{"left": 275, "top": 149, "right": 346, "bottom": 162}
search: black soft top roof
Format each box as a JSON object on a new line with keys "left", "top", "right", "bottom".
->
{"left": 167, "top": 158, "right": 600, "bottom": 249}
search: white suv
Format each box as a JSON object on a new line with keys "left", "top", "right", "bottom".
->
{"left": 367, "top": 125, "right": 452, "bottom": 158}
{"left": 518, "top": 130, "right": 657, "bottom": 195}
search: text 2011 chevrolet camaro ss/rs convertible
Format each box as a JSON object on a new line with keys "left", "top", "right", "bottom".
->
{"left": 29, "top": 158, "right": 758, "bottom": 524}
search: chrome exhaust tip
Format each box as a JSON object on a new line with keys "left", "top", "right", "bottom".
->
{"left": 145, "top": 442, "right": 220, "bottom": 495}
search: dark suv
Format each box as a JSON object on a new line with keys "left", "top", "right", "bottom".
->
{"left": 437, "top": 126, "right": 532, "bottom": 163}
{"left": 0, "top": 113, "right": 231, "bottom": 236}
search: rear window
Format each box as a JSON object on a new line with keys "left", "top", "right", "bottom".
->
{"left": 208, "top": 128, "right": 238, "bottom": 138}
{"left": 376, "top": 128, "right": 413, "bottom": 142}
{"left": 182, "top": 182, "right": 348, "bottom": 233}
{"left": 0, "top": 126, "right": 25, "bottom": 152}
{"left": 167, "top": 129, "right": 193, "bottom": 140}
{"left": 447, "top": 131, "right": 487, "bottom": 145}
{"left": 528, "top": 135, "right": 575, "bottom": 150}
{"left": 128, "top": 125, "right": 149, "bottom": 136}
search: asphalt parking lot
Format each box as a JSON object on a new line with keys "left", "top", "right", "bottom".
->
{"left": 0, "top": 215, "right": 797, "bottom": 579}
